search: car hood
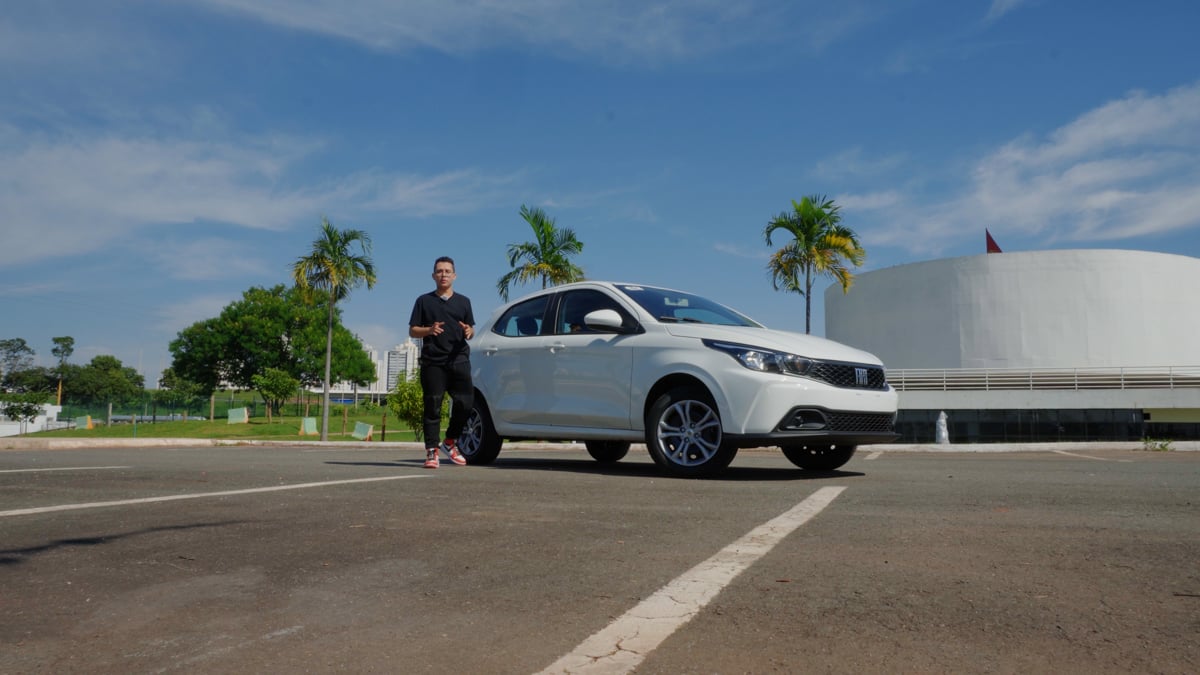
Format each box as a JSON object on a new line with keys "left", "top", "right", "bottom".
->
{"left": 663, "top": 324, "right": 885, "bottom": 366}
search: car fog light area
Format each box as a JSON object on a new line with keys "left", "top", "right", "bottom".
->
{"left": 780, "top": 409, "right": 829, "bottom": 431}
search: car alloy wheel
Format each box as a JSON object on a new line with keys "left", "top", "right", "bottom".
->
{"left": 459, "top": 400, "right": 503, "bottom": 465}
{"left": 645, "top": 386, "right": 737, "bottom": 477}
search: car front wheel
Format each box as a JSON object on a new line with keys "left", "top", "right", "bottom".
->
{"left": 459, "top": 398, "right": 503, "bottom": 465}
{"left": 585, "top": 441, "right": 631, "bottom": 463}
{"left": 781, "top": 444, "right": 856, "bottom": 471}
{"left": 645, "top": 386, "right": 737, "bottom": 478}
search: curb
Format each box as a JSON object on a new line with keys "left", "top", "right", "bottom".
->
{"left": 2, "top": 438, "right": 1197, "bottom": 452}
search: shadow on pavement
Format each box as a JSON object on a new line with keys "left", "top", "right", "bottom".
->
{"left": 0, "top": 521, "right": 249, "bottom": 566}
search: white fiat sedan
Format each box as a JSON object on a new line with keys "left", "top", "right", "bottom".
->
{"left": 459, "top": 281, "right": 897, "bottom": 477}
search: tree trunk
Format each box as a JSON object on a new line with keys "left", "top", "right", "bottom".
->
{"left": 804, "top": 265, "right": 814, "bottom": 334}
{"left": 321, "top": 300, "right": 335, "bottom": 441}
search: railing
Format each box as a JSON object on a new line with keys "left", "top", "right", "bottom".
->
{"left": 888, "top": 366, "right": 1200, "bottom": 392}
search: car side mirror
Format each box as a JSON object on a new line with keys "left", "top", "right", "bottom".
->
{"left": 583, "top": 309, "right": 627, "bottom": 333}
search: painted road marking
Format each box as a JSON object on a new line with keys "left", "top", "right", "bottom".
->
{"left": 0, "top": 466, "right": 131, "bottom": 473}
{"left": 1052, "top": 450, "right": 1133, "bottom": 462}
{"left": 536, "top": 485, "right": 846, "bottom": 675}
{"left": 864, "top": 451, "right": 882, "bottom": 460}
{"left": 0, "top": 475, "right": 427, "bottom": 518}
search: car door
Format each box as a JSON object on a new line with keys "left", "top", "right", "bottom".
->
{"left": 474, "top": 295, "right": 559, "bottom": 427}
{"left": 539, "top": 288, "right": 637, "bottom": 429}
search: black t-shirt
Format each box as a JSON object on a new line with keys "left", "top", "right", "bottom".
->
{"left": 409, "top": 291, "right": 475, "bottom": 365}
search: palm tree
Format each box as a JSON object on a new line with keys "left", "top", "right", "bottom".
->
{"left": 764, "top": 195, "right": 865, "bottom": 334}
{"left": 292, "top": 218, "right": 376, "bottom": 441}
{"left": 496, "top": 204, "right": 585, "bottom": 301}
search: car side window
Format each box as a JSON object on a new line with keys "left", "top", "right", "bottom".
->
{"left": 555, "top": 289, "right": 633, "bottom": 335}
{"left": 492, "top": 296, "right": 549, "bottom": 337}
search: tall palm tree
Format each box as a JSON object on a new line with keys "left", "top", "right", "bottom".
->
{"left": 292, "top": 218, "right": 376, "bottom": 441}
{"left": 496, "top": 204, "right": 585, "bottom": 301}
{"left": 764, "top": 195, "right": 865, "bottom": 334}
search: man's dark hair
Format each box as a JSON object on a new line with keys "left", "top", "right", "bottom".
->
{"left": 434, "top": 256, "right": 455, "bottom": 271}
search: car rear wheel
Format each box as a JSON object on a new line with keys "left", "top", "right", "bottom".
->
{"left": 645, "top": 386, "right": 737, "bottom": 478}
{"left": 459, "top": 398, "right": 503, "bottom": 464}
{"left": 585, "top": 441, "right": 631, "bottom": 463}
{"left": 781, "top": 444, "right": 856, "bottom": 471}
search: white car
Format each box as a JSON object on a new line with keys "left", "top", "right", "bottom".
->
{"left": 459, "top": 281, "right": 897, "bottom": 477}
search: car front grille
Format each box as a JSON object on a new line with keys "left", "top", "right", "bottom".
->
{"left": 807, "top": 361, "right": 889, "bottom": 390}
{"left": 779, "top": 409, "right": 896, "bottom": 434}
{"left": 826, "top": 411, "right": 896, "bottom": 433}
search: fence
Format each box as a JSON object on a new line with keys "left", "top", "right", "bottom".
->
{"left": 56, "top": 392, "right": 384, "bottom": 426}
{"left": 888, "top": 366, "right": 1200, "bottom": 392}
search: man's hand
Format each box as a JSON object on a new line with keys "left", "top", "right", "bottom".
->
{"left": 430, "top": 321, "right": 445, "bottom": 336}
{"left": 460, "top": 322, "right": 474, "bottom": 339}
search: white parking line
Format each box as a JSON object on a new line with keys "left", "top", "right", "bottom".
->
{"left": 0, "top": 475, "right": 427, "bottom": 518}
{"left": 536, "top": 485, "right": 846, "bottom": 675}
{"left": 1052, "top": 450, "right": 1133, "bottom": 462}
{"left": 0, "top": 466, "right": 131, "bottom": 474}
{"left": 864, "top": 451, "right": 883, "bottom": 460}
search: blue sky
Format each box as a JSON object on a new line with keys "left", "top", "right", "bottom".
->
{"left": 3, "top": 0, "right": 1199, "bottom": 383}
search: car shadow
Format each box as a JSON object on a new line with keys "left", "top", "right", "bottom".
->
{"left": 322, "top": 457, "right": 865, "bottom": 481}
{"left": 484, "top": 456, "right": 865, "bottom": 482}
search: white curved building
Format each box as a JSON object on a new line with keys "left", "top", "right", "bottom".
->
{"left": 824, "top": 249, "right": 1200, "bottom": 443}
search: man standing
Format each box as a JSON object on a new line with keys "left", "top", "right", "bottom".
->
{"left": 409, "top": 256, "right": 474, "bottom": 468}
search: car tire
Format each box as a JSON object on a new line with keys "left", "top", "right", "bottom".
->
{"left": 459, "top": 397, "right": 503, "bottom": 465}
{"left": 585, "top": 441, "right": 631, "bottom": 463}
{"left": 645, "top": 386, "right": 738, "bottom": 478}
{"left": 781, "top": 444, "right": 856, "bottom": 471}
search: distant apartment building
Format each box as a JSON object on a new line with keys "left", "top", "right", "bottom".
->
{"left": 324, "top": 338, "right": 421, "bottom": 399}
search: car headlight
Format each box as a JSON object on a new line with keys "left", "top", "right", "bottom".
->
{"left": 703, "top": 340, "right": 812, "bottom": 377}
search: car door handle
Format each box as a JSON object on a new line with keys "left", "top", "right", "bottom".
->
{"left": 547, "top": 342, "right": 567, "bottom": 353}
{"left": 482, "top": 346, "right": 498, "bottom": 356}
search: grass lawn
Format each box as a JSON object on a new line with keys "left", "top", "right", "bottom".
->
{"left": 32, "top": 415, "right": 418, "bottom": 442}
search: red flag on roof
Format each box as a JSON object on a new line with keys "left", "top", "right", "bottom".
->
{"left": 986, "top": 229, "right": 1002, "bottom": 254}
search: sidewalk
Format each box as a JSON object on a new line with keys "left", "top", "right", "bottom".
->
{"left": 3, "top": 437, "right": 1197, "bottom": 452}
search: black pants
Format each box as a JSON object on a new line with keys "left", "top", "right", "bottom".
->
{"left": 420, "top": 360, "right": 473, "bottom": 448}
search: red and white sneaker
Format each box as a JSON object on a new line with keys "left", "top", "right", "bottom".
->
{"left": 441, "top": 439, "right": 467, "bottom": 466}
{"left": 423, "top": 448, "right": 439, "bottom": 469}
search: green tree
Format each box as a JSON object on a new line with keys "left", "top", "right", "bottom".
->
{"left": 386, "top": 370, "right": 446, "bottom": 443}
{"left": 251, "top": 367, "right": 300, "bottom": 423}
{"left": 291, "top": 218, "right": 377, "bottom": 441}
{"left": 66, "top": 355, "right": 144, "bottom": 406}
{"left": 4, "top": 366, "right": 54, "bottom": 394}
{"left": 169, "top": 284, "right": 375, "bottom": 395}
{"left": 763, "top": 195, "right": 865, "bottom": 334}
{"left": 0, "top": 391, "right": 50, "bottom": 435}
{"left": 0, "top": 338, "right": 35, "bottom": 386}
{"left": 496, "top": 204, "right": 585, "bottom": 301}
{"left": 154, "top": 368, "right": 207, "bottom": 420}
{"left": 51, "top": 336, "right": 74, "bottom": 405}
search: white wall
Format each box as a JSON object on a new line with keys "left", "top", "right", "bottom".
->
{"left": 826, "top": 250, "right": 1200, "bottom": 370}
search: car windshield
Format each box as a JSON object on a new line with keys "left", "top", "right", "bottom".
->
{"left": 615, "top": 285, "right": 762, "bottom": 327}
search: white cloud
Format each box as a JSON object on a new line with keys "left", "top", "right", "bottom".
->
{"left": 875, "top": 82, "right": 1200, "bottom": 251}
{"left": 152, "top": 239, "right": 274, "bottom": 282}
{"left": 153, "top": 293, "right": 240, "bottom": 335}
{"left": 986, "top": 0, "right": 1034, "bottom": 21}
{"left": 714, "top": 242, "right": 767, "bottom": 260}
{"left": 0, "top": 131, "right": 322, "bottom": 265}
{"left": 355, "top": 169, "right": 524, "bottom": 217}
{"left": 188, "top": 0, "right": 872, "bottom": 63}
{"left": 814, "top": 147, "right": 907, "bottom": 179}
{"left": 836, "top": 190, "right": 903, "bottom": 211}
{"left": 0, "top": 125, "right": 529, "bottom": 267}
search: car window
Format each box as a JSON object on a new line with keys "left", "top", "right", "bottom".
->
{"left": 614, "top": 284, "right": 762, "bottom": 327}
{"left": 554, "top": 289, "right": 634, "bottom": 335}
{"left": 492, "top": 295, "right": 550, "bottom": 337}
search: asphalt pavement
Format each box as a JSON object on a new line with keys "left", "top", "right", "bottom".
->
{"left": 1, "top": 441, "right": 1197, "bottom": 673}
